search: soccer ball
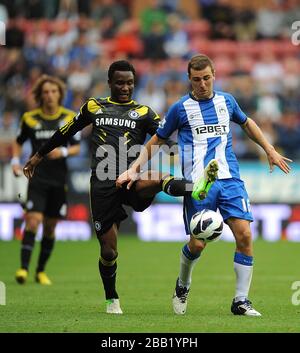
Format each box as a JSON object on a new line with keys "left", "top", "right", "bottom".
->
{"left": 190, "top": 209, "right": 223, "bottom": 242}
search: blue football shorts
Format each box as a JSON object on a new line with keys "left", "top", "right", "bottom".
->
{"left": 183, "top": 178, "right": 253, "bottom": 235}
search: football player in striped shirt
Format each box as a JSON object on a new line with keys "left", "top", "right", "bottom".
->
{"left": 117, "top": 54, "right": 292, "bottom": 317}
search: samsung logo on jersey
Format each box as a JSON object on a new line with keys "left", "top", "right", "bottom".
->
{"left": 194, "top": 125, "right": 228, "bottom": 138}
{"left": 96, "top": 117, "right": 136, "bottom": 129}
{"left": 35, "top": 130, "right": 57, "bottom": 139}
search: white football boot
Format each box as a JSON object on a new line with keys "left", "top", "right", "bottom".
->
{"left": 172, "top": 278, "right": 190, "bottom": 315}
{"left": 106, "top": 298, "right": 123, "bottom": 314}
{"left": 231, "top": 299, "right": 262, "bottom": 316}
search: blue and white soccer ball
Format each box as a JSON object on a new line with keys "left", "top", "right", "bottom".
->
{"left": 190, "top": 209, "right": 223, "bottom": 242}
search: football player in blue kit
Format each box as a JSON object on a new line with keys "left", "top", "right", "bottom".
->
{"left": 117, "top": 54, "right": 292, "bottom": 317}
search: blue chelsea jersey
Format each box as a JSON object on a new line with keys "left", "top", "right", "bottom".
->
{"left": 156, "top": 91, "right": 248, "bottom": 181}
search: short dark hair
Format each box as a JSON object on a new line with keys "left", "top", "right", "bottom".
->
{"left": 108, "top": 60, "right": 136, "bottom": 81}
{"left": 32, "top": 74, "right": 66, "bottom": 106}
{"left": 187, "top": 54, "right": 215, "bottom": 76}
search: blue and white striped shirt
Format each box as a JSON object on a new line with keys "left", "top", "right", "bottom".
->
{"left": 156, "top": 91, "right": 247, "bottom": 181}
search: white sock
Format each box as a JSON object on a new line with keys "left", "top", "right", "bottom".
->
{"left": 178, "top": 244, "right": 201, "bottom": 289}
{"left": 234, "top": 263, "right": 253, "bottom": 302}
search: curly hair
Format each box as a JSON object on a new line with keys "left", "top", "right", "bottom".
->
{"left": 32, "top": 75, "right": 66, "bottom": 106}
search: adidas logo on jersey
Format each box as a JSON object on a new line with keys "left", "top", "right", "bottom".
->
{"left": 96, "top": 108, "right": 103, "bottom": 114}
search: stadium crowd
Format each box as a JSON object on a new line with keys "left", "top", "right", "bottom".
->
{"left": 0, "top": 0, "right": 300, "bottom": 166}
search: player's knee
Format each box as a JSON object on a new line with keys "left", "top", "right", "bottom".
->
{"left": 43, "top": 232, "right": 56, "bottom": 240}
{"left": 189, "top": 238, "right": 206, "bottom": 253}
{"left": 25, "top": 215, "right": 42, "bottom": 232}
{"left": 236, "top": 229, "right": 252, "bottom": 251}
{"left": 43, "top": 224, "right": 57, "bottom": 238}
{"left": 101, "top": 248, "right": 118, "bottom": 262}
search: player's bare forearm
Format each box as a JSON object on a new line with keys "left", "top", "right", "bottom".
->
{"left": 11, "top": 141, "right": 23, "bottom": 177}
{"left": 131, "top": 134, "right": 165, "bottom": 172}
{"left": 23, "top": 153, "right": 43, "bottom": 179}
{"left": 242, "top": 118, "right": 274, "bottom": 153}
{"left": 68, "top": 144, "right": 80, "bottom": 157}
{"left": 242, "top": 118, "right": 292, "bottom": 174}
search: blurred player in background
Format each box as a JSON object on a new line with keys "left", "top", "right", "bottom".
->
{"left": 117, "top": 54, "right": 292, "bottom": 317}
{"left": 21, "top": 60, "right": 211, "bottom": 314}
{"left": 12, "top": 75, "right": 81, "bottom": 285}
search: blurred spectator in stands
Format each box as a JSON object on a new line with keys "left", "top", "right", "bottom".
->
{"left": 57, "top": 0, "right": 79, "bottom": 19}
{"left": 164, "top": 76, "right": 187, "bottom": 109}
{"left": 251, "top": 51, "right": 284, "bottom": 94}
{"left": 252, "top": 114, "right": 278, "bottom": 161}
{"left": 232, "top": 54, "right": 254, "bottom": 76}
{"left": 0, "top": 3, "right": 8, "bottom": 23}
{"left": 233, "top": 6, "right": 256, "bottom": 41}
{"left": 164, "top": 57, "right": 189, "bottom": 84}
{"left": 23, "top": 31, "right": 48, "bottom": 70}
{"left": 24, "top": 0, "right": 45, "bottom": 19}
{"left": 91, "top": 0, "right": 128, "bottom": 38}
{"left": 46, "top": 20, "right": 78, "bottom": 56}
{"left": 24, "top": 66, "right": 44, "bottom": 110}
{"left": 67, "top": 59, "right": 92, "bottom": 92}
{"left": 42, "top": 0, "right": 60, "bottom": 18}
{"left": 90, "top": 54, "right": 110, "bottom": 87}
{"left": 5, "top": 17, "right": 25, "bottom": 49}
{"left": 163, "top": 13, "right": 190, "bottom": 59}
{"left": 136, "top": 80, "right": 166, "bottom": 117}
{"left": 275, "top": 112, "right": 300, "bottom": 160}
{"left": 256, "top": 2, "right": 284, "bottom": 40}
{"left": 159, "top": 0, "right": 180, "bottom": 13}
{"left": 2, "top": 53, "right": 27, "bottom": 114}
{"left": 0, "top": 110, "right": 18, "bottom": 162}
{"left": 68, "top": 31, "right": 98, "bottom": 66}
{"left": 281, "top": 0, "right": 300, "bottom": 40}
{"left": 114, "top": 21, "right": 143, "bottom": 58}
{"left": 198, "top": 0, "right": 235, "bottom": 39}
{"left": 281, "top": 89, "right": 300, "bottom": 116}
{"left": 142, "top": 21, "right": 167, "bottom": 59}
{"left": 49, "top": 47, "right": 70, "bottom": 78}
{"left": 282, "top": 56, "right": 300, "bottom": 94}
{"left": 139, "top": 0, "right": 168, "bottom": 59}
{"left": 0, "top": 0, "right": 18, "bottom": 18}
{"left": 140, "top": 0, "right": 168, "bottom": 35}
{"left": 89, "top": 81, "right": 110, "bottom": 100}
{"left": 138, "top": 60, "right": 168, "bottom": 89}
{"left": 231, "top": 124, "right": 259, "bottom": 160}
{"left": 256, "top": 91, "right": 282, "bottom": 124}
{"left": 229, "top": 75, "right": 257, "bottom": 116}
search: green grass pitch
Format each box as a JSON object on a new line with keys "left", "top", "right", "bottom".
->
{"left": 0, "top": 236, "right": 299, "bottom": 333}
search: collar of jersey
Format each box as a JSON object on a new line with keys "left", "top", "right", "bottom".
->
{"left": 107, "top": 97, "right": 135, "bottom": 105}
{"left": 38, "top": 107, "right": 64, "bottom": 120}
{"left": 189, "top": 91, "right": 215, "bottom": 102}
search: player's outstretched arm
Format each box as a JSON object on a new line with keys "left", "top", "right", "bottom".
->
{"left": 242, "top": 117, "right": 292, "bottom": 174}
{"left": 11, "top": 141, "right": 23, "bottom": 177}
{"left": 23, "top": 153, "right": 43, "bottom": 179}
{"left": 116, "top": 134, "right": 165, "bottom": 189}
